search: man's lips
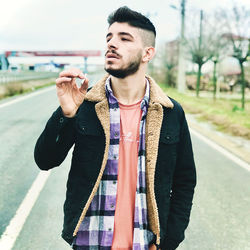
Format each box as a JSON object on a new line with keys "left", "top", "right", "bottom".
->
{"left": 106, "top": 53, "right": 120, "bottom": 59}
{"left": 105, "top": 51, "right": 121, "bottom": 59}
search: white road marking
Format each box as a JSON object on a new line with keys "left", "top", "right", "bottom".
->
{"left": 190, "top": 128, "right": 250, "bottom": 172}
{"left": 0, "top": 170, "right": 51, "bottom": 250}
{"left": 0, "top": 86, "right": 55, "bottom": 109}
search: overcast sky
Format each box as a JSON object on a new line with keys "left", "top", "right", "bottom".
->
{"left": 0, "top": 0, "right": 248, "bottom": 64}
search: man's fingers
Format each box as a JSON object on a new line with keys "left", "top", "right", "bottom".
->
{"left": 59, "top": 68, "right": 84, "bottom": 78}
{"left": 79, "top": 78, "right": 89, "bottom": 94}
{"left": 78, "top": 72, "right": 85, "bottom": 79}
{"left": 56, "top": 70, "right": 88, "bottom": 95}
{"left": 56, "top": 77, "right": 72, "bottom": 86}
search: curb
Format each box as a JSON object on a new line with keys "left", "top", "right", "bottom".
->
{"left": 187, "top": 117, "right": 250, "bottom": 165}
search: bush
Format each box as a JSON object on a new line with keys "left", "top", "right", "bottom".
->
{"left": 5, "top": 83, "right": 25, "bottom": 97}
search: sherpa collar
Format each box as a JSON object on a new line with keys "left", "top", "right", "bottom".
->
{"left": 84, "top": 74, "right": 174, "bottom": 109}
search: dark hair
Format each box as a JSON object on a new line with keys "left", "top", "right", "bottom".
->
{"left": 107, "top": 6, "right": 156, "bottom": 37}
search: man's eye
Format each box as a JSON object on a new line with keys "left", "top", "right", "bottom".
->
{"left": 121, "top": 38, "right": 129, "bottom": 41}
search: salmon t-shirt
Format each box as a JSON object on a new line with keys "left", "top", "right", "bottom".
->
{"left": 111, "top": 100, "right": 156, "bottom": 250}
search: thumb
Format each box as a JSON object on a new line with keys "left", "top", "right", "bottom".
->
{"left": 79, "top": 77, "right": 89, "bottom": 94}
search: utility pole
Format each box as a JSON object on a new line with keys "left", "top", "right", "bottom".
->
{"left": 177, "top": 0, "right": 186, "bottom": 93}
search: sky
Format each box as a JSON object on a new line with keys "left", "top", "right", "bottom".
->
{"left": 0, "top": 0, "right": 249, "bottom": 65}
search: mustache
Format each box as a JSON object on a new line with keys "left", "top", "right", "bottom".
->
{"left": 105, "top": 50, "right": 121, "bottom": 58}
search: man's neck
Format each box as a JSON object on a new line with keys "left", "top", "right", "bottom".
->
{"left": 110, "top": 72, "right": 146, "bottom": 105}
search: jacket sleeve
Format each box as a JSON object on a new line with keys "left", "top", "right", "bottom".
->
{"left": 34, "top": 106, "right": 76, "bottom": 171}
{"left": 161, "top": 109, "right": 197, "bottom": 250}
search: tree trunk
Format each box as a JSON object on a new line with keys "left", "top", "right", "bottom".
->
{"left": 196, "top": 64, "right": 202, "bottom": 97}
{"left": 239, "top": 62, "right": 245, "bottom": 110}
{"left": 213, "top": 61, "right": 217, "bottom": 101}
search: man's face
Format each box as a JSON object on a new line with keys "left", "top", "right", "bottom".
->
{"left": 104, "top": 22, "right": 144, "bottom": 78}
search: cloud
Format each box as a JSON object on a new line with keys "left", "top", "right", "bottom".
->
{"left": 0, "top": 0, "right": 248, "bottom": 52}
{"left": 0, "top": 0, "right": 109, "bottom": 50}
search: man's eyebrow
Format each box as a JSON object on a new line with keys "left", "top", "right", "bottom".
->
{"left": 106, "top": 32, "right": 134, "bottom": 39}
{"left": 118, "top": 32, "right": 134, "bottom": 38}
{"left": 106, "top": 32, "right": 112, "bottom": 38}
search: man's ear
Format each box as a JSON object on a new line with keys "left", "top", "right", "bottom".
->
{"left": 142, "top": 47, "right": 156, "bottom": 63}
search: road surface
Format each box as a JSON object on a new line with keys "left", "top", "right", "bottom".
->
{"left": 0, "top": 74, "right": 249, "bottom": 250}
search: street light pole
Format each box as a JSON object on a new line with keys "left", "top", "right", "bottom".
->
{"left": 177, "top": 0, "right": 186, "bottom": 93}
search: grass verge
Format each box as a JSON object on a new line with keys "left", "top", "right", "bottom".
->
{"left": 159, "top": 83, "right": 250, "bottom": 140}
{"left": 0, "top": 79, "right": 55, "bottom": 100}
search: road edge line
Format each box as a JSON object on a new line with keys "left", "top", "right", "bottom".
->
{"left": 0, "top": 170, "right": 51, "bottom": 250}
{"left": 0, "top": 86, "right": 55, "bottom": 109}
{"left": 190, "top": 128, "right": 250, "bottom": 172}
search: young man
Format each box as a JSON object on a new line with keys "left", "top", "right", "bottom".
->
{"left": 34, "top": 6, "right": 196, "bottom": 250}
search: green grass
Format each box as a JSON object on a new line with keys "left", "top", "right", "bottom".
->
{"left": 159, "top": 83, "right": 250, "bottom": 139}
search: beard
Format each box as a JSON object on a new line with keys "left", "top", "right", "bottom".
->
{"left": 104, "top": 50, "right": 142, "bottom": 79}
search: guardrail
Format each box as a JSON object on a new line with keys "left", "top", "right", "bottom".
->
{"left": 0, "top": 71, "right": 58, "bottom": 84}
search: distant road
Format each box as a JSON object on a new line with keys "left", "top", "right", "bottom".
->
{"left": 0, "top": 72, "right": 249, "bottom": 250}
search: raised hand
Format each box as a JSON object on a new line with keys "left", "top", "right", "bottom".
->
{"left": 55, "top": 68, "right": 89, "bottom": 117}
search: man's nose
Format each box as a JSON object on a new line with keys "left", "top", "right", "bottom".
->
{"left": 107, "top": 37, "right": 118, "bottom": 50}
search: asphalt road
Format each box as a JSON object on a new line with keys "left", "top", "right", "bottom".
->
{"left": 0, "top": 74, "right": 249, "bottom": 250}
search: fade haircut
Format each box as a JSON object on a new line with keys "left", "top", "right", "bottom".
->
{"left": 107, "top": 6, "right": 156, "bottom": 47}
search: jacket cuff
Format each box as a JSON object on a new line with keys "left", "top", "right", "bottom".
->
{"left": 50, "top": 106, "right": 77, "bottom": 128}
{"left": 47, "top": 106, "right": 77, "bottom": 143}
{"left": 55, "top": 106, "right": 78, "bottom": 122}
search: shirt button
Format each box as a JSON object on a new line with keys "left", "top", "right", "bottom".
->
{"left": 114, "top": 108, "right": 117, "bottom": 111}
{"left": 113, "top": 181, "right": 116, "bottom": 184}
{"left": 108, "top": 228, "right": 112, "bottom": 231}
{"left": 114, "top": 155, "right": 117, "bottom": 160}
{"left": 114, "top": 132, "right": 119, "bottom": 137}
{"left": 111, "top": 204, "right": 114, "bottom": 208}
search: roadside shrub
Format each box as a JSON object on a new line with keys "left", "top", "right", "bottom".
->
{"left": 5, "top": 83, "right": 25, "bottom": 97}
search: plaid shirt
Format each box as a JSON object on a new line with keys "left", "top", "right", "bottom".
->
{"left": 73, "top": 77, "right": 154, "bottom": 249}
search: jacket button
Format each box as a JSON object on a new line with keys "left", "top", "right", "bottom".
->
{"left": 59, "top": 117, "right": 64, "bottom": 123}
{"left": 82, "top": 127, "right": 85, "bottom": 130}
{"left": 166, "top": 136, "right": 170, "bottom": 140}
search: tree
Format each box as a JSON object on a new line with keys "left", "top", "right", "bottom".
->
{"left": 209, "top": 29, "right": 229, "bottom": 101}
{"left": 149, "top": 42, "right": 178, "bottom": 86}
{"left": 186, "top": 10, "right": 214, "bottom": 97}
{"left": 219, "top": 6, "right": 250, "bottom": 109}
{"left": 163, "top": 41, "right": 178, "bottom": 87}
